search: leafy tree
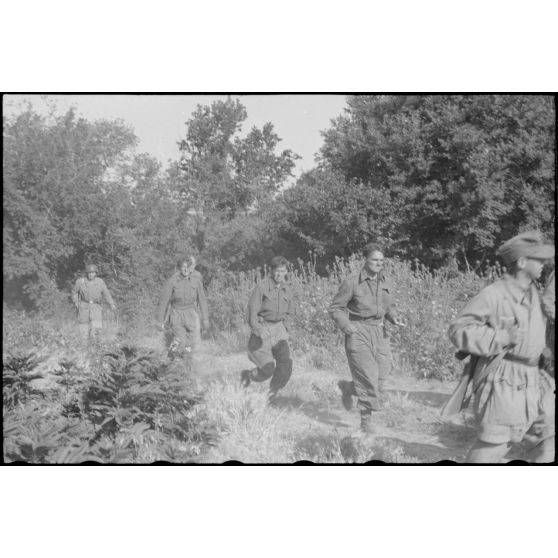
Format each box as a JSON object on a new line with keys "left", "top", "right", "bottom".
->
{"left": 172, "top": 97, "right": 300, "bottom": 265}
{"left": 3, "top": 106, "right": 138, "bottom": 306}
{"left": 283, "top": 94, "right": 555, "bottom": 267}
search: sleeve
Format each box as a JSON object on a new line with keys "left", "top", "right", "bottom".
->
{"left": 197, "top": 279, "right": 209, "bottom": 323}
{"left": 100, "top": 280, "right": 115, "bottom": 307}
{"left": 542, "top": 271, "right": 555, "bottom": 322}
{"left": 247, "top": 284, "right": 263, "bottom": 333}
{"left": 328, "top": 278, "right": 354, "bottom": 334}
{"left": 283, "top": 288, "right": 296, "bottom": 330}
{"left": 155, "top": 277, "right": 174, "bottom": 323}
{"left": 71, "top": 279, "right": 81, "bottom": 307}
{"left": 383, "top": 278, "right": 398, "bottom": 324}
{"left": 447, "top": 289, "right": 512, "bottom": 357}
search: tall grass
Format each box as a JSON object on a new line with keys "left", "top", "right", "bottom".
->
{"left": 3, "top": 255, "right": 505, "bottom": 463}
{"left": 206, "top": 255, "right": 499, "bottom": 380}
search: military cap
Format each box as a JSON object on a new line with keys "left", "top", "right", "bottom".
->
{"left": 85, "top": 264, "right": 98, "bottom": 273}
{"left": 496, "top": 231, "right": 554, "bottom": 265}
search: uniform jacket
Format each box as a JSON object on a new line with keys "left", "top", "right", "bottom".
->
{"left": 448, "top": 274, "right": 546, "bottom": 361}
{"left": 71, "top": 277, "right": 115, "bottom": 308}
{"left": 156, "top": 270, "right": 208, "bottom": 324}
{"left": 247, "top": 277, "right": 295, "bottom": 332}
{"left": 329, "top": 268, "right": 397, "bottom": 334}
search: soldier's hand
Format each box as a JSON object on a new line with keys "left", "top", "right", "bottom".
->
{"left": 346, "top": 325, "right": 358, "bottom": 336}
{"left": 507, "top": 326, "right": 524, "bottom": 347}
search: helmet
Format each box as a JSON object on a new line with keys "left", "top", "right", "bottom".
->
{"left": 85, "top": 264, "right": 98, "bottom": 273}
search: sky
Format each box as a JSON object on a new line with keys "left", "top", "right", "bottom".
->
{"left": 3, "top": 94, "right": 349, "bottom": 180}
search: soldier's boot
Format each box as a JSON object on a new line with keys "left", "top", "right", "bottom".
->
{"left": 338, "top": 380, "right": 355, "bottom": 411}
{"left": 360, "top": 411, "right": 377, "bottom": 435}
{"left": 267, "top": 389, "right": 279, "bottom": 405}
{"left": 240, "top": 369, "right": 255, "bottom": 389}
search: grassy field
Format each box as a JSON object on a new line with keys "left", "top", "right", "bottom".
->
{"left": 4, "top": 257, "right": 518, "bottom": 464}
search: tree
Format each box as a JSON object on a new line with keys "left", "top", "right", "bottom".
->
{"left": 3, "top": 106, "right": 138, "bottom": 306}
{"left": 284, "top": 94, "right": 555, "bottom": 266}
{"left": 172, "top": 97, "right": 300, "bottom": 267}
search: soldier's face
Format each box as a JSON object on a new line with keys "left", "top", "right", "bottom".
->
{"left": 180, "top": 257, "right": 196, "bottom": 276}
{"left": 86, "top": 271, "right": 96, "bottom": 281}
{"left": 522, "top": 257, "right": 545, "bottom": 281}
{"left": 272, "top": 265, "right": 288, "bottom": 284}
{"left": 365, "top": 251, "right": 384, "bottom": 275}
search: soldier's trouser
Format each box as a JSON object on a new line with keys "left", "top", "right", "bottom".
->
{"left": 467, "top": 436, "right": 555, "bottom": 464}
{"left": 169, "top": 307, "right": 200, "bottom": 356}
{"left": 248, "top": 321, "right": 293, "bottom": 392}
{"left": 77, "top": 302, "right": 103, "bottom": 344}
{"left": 468, "top": 369, "right": 555, "bottom": 463}
{"left": 344, "top": 321, "right": 391, "bottom": 412}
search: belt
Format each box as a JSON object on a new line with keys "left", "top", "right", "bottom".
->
{"left": 171, "top": 304, "right": 195, "bottom": 310}
{"left": 349, "top": 314, "right": 383, "bottom": 325}
{"left": 503, "top": 353, "right": 540, "bottom": 367}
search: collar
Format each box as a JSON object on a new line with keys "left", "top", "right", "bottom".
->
{"left": 359, "top": 267, "right": 383, "bottom": 283}
{"left": 264, "top": 277, "right": 289, "bottom": 293}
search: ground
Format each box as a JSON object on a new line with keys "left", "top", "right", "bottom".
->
{"left": 154, "top": 337, "right": 483, "bottom": 464}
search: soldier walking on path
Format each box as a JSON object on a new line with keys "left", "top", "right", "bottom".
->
{"left": 240, "top": 256, "right": 295, "bottom": 403}
{"left": 156, "top": 255, "right": 209, "bottom": 362}
{"left": 448, "top": 231, "right": 555, "bottom": 463}
{"left": 329, "top": 244, "right": 406, "bottom": 434}
{"left": 71, "top": 263, "right": 117, "bottom": 346}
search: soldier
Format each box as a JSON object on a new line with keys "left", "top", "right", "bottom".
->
{"left": 240, "top": 256, "right": 295, "bottom": 403}
{"left": 542, "top": 269, "right": 555, "bottom": 367}
{"left": 156, "top": 255, "right": 209, "bottom": 361}
{"left": 329, "top": 244, "right": 405, "bottom": 434}
{"left": 71, "top": 263, "right": 117, "bottom": 346}
{"left": 448, "top": 231, "right": 555, "bottom": 463}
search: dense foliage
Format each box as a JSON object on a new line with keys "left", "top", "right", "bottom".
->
{"left": 3, "top": 95, "right": 555, "bottom": 312}
{"left": 281, "top": 95, "right": 555, "bottom": 266}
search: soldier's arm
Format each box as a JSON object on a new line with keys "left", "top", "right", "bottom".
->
{"left": 71, "top": 279, "right": 80, "bottom": 308}
{"left": 155, "top": 278, "right": 174, "bottom": 324}
{"left": 447, "top": 290, "right": 513, "bottom": 356}
{"left": 100, "top": 280, "right": 116, "bottom": 308}
{"left": 383, "top": 278, "right": 399, "bottom": 324}
{"left": 247, "top": 284, "right": 264, "bottom": 335}
{"left": 283, "top": 288, "right": 296, "bottom": 331}
{"left": 197, "top": 279, "right": 209, "bottom": 325}
{"left": 542, "top": 271, "right": 555, "bottom": 322}
{"left": 328, "top": 278, "right": 356, "bottom": 334}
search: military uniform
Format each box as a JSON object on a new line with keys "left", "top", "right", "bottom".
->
{"left": 71, "top": 275, "right": 115, "bottom": 343}
{"left": 448, "top": 231, "right": 555, "bottom": 463}
{"left": 329, "top": 268, "right": 397, "bottom": 413}
{"left": 542, "top": 270, "right": 555, "bottom": 363}
{"left": 156, "top": 270, "right": 208, "bottom": 357}
{"left": 242, "top": 277, "right": 295, "bottom": 396}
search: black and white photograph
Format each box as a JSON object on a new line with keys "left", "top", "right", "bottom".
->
{"left": 3, "top": 93, "right": 555, "bottom": 465}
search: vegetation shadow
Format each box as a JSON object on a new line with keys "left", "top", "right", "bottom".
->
{"left": 271, "top": 395, "right": 351, "bottom": 428}
{"left": 374, "top": 435, "right": 462, "bottom": 463}
{"left": 385, "top": 388, "right": 450, "bottom": 408}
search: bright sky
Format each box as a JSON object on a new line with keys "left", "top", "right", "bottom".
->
{"left": 3, "top": 94, "right": 348, "bottom": 180}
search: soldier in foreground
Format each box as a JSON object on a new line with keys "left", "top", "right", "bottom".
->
{"left": 329, "top": 244, "right": 406, "bottom": 434}
{"left": 156, "top": 255, "right": 209, "bottom": 362}
{"left": 71, "top": 263, "right": 117, "bottom": 346}
{"left": 240, "top": 256, "right": 295, "bottom": 403}
{"left": 542, "top": 269, "right": 555, "bottom": 369}
{"left": 448, "top": 231, "right": 555, "bottom": 463}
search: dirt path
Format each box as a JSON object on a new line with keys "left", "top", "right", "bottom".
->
{"left": 169, "top": 339, "right": 479, "bottom": 463}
